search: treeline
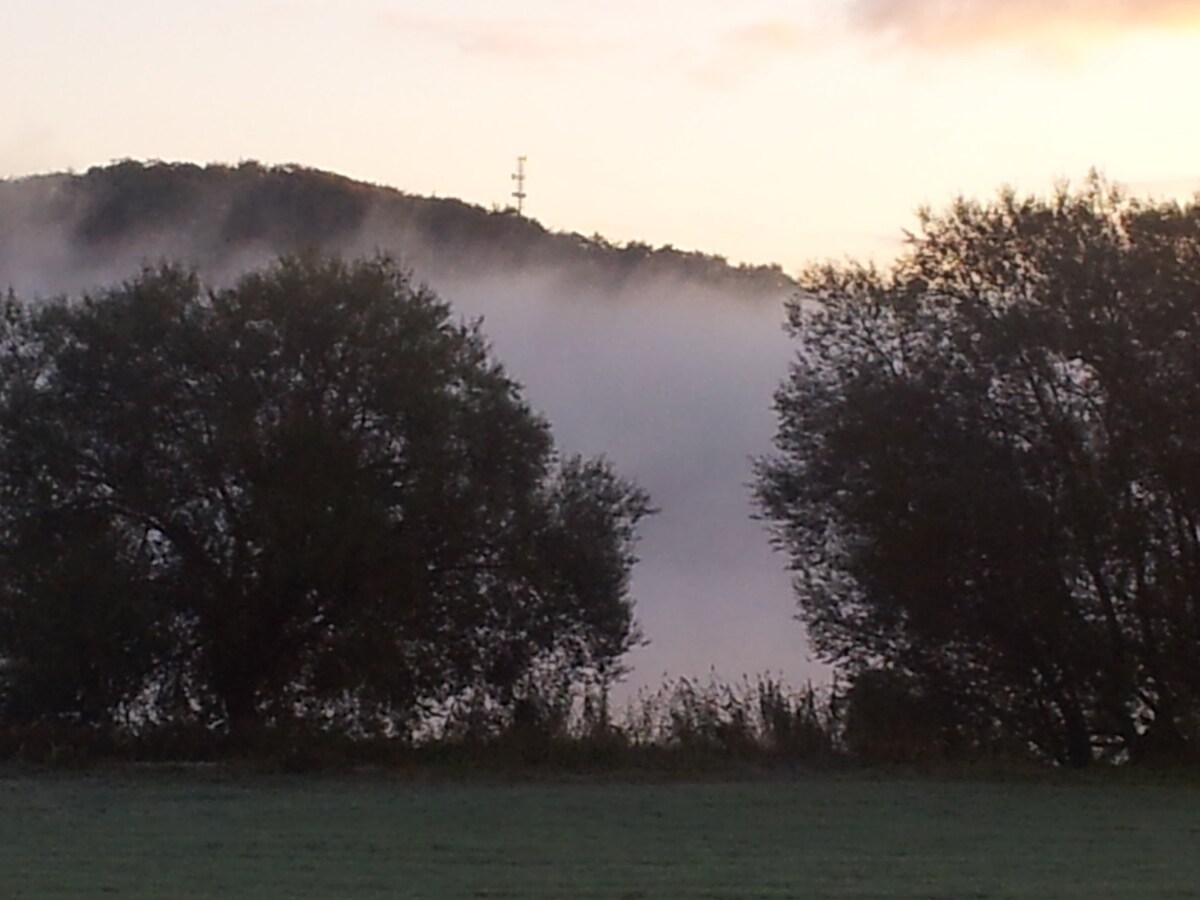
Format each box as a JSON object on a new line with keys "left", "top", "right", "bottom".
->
{"left": 0, "top": 252, "right": 1003, "bottom": 773}
{"left": 0, "top": 160, "right": 793, "bottom": 299}
{"left": 0, "top": 668, "right": 1120, "bottom": 773}
{"left": 757, "top": 175, "right": 1200, "bottom": 768}
{"left": 0, "top": 673, "right": 1000, "bottom": 773}
{"left": 3, "top": 170, "right": 1200, "bottom": 770}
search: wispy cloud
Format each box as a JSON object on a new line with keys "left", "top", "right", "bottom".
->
{"left": 845, "top": 0, "right": 1200, "bottom": 54}
{"left": 691, "top": 0, "right": 1200, "bottom": 86}
{"left": 690, "top": 20, "right": 815, "bottom": 88}
{"left": 377, "top": 11, "right": 613, "bottom": 64}
{"left": 729, "top": 20, "right": 814, "bottom": 53}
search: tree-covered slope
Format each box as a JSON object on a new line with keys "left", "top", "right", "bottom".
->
{"left": 0, "top": 160, "right": 794, "bottom": 299}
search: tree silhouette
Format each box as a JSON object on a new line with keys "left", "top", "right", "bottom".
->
{"left": 757, "top": 177, "right": 1200, "bottom": 765}
{"left": 0, "top": 257, "right": 651, "bottom": 735}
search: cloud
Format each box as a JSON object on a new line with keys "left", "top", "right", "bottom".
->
{"left": 690, "top": 20, "right": 815, "bottom": 88}
{"left": 845, "top": 0, "right": 1200, "bottom": 54}
{"left": 729, "top": 20, "right": 815, "bottom": 53}
{"left": 378, "top": 11, "right": 612, "bottom": 64}
{"left": 685, "top": 0, "right": 1200, "bottom": 80}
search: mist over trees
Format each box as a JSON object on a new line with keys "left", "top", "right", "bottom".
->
{"left": 7, "top": 159, "right": 1200, "bottom": 770}
{"left": 756, "top": 177, "right": 1200, "bottom": 766}
{"left": 0, "top": 257, "right": 651, "bottom": 735}
{"left": 0, "top": 160, "right": 793, "bottom": 299}
{"left": 0, "top": 159, "right": 804, "bottom": 706}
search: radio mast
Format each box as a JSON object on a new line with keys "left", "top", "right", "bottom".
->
{"left": 511, "top": 156, "right": 527, "bottom": 215}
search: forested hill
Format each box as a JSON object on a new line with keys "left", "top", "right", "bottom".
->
{"left": 0, "top": 159, "right": 806, "bottom": 704}
{"left": 0, "top": 160, "right": 794, "bottom": 300}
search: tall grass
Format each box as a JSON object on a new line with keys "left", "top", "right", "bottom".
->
{"left": 0, "top": 674, "right": 845, "bottom": 771}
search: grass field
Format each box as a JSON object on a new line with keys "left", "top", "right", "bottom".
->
{"left": 2, "top": 769, "right": 1198, "bottom": 899}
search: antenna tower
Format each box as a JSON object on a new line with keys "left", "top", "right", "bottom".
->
{"left": 511, "top": 156, "right": 527, "bottom": 215}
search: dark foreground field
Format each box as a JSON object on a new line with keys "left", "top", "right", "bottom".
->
{"left": 2, "top": 769, "right": 1198, "bottom": 899}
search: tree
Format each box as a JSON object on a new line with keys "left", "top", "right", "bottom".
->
{"left": 0, "top": 257, "right": 651, "bottom": 735}
{"left": 756, "top": 177, "right": 1200, "bottom": 766}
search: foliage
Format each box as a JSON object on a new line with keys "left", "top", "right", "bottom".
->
{"left": 620, "top": 674, "right": 840, "bottom": 763}
{"left": 757, "top": 176, "right": 1200, "bottom": 766}
{"left": 0, "top": 160, "right": 793, "bottom": 299}
{"left": 0, "top": 256, "right": 651, "bottom": 734}
{"left": 0, "top": 672, "right": 844, "bottom": 771}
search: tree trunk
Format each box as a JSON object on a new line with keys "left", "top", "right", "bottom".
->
{"left": 1060, "top": 699, "right": 1092, "bottom": 768}
{"left": 219, "top": 681, "right": 261, "bottom": 737}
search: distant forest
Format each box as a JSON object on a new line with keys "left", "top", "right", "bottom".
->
{"left": 0, "top": 160, "right": 793, "bottom": 299}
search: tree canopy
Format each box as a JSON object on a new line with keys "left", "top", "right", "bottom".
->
{"left": 0, "top": 256, "right": 651, "bottom": 736}
{"left": 756, "top": 177, "right": 1200, "bottom": 766}
{"left": 0, "top": 160, "right": 793, "bottom": 300}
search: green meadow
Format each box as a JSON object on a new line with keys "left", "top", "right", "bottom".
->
{"left": 2, "top": 771, "right": 1198, "bottom": 899}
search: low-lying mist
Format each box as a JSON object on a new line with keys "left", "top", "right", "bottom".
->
{"left": 433, "top": 269, "right": 818, "bottom": 696}
{"left": 0, "top": 166, "right": 825, "bottom": 697}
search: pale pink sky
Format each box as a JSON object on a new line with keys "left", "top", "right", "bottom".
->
{"left": 4, "top": 0, "right": 1200, "bottom": 270}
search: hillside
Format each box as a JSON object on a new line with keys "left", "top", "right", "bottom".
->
{"left": 0, "top": 160, "right": 794, "bottom": 300}
{"left": 0, "top": 158, "right": 811, "bottom": 700}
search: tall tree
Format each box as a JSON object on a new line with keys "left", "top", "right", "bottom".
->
{"left": 756, "top": 177, "right": 1200, "bottom": 765}
{"left": 0, "top": 257, "right": 651, "bottom": 735}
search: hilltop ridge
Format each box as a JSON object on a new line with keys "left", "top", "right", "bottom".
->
{"left": 0, "top": 160, "right": 795, "bottom": 300}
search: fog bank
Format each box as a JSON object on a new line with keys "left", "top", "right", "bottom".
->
{"left": 0, "top": 167, "right": 826, "bottom": 696}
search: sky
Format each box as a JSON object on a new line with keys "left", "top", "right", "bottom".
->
{"left": 4, "top": 0, "right": 1200, "bottom": 270}
{"left": 3, "top": 1, "right": 1200, "bottom": 694}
